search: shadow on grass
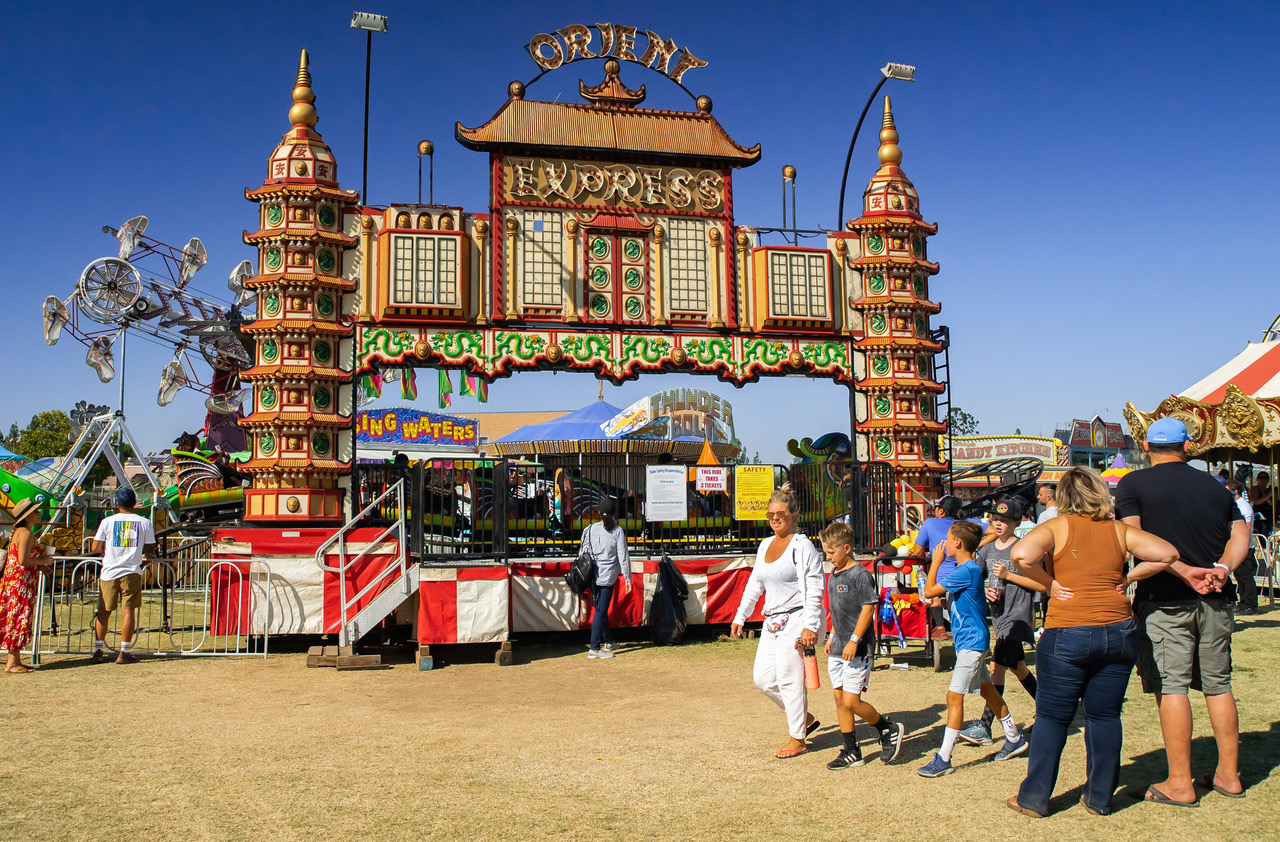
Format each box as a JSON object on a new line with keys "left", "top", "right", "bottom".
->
{"left": 1033, "top": 719, "right": 1280, "bottom": 816}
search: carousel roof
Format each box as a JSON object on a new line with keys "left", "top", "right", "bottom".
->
{"left": 1180, "top": 339, "right": 1280, "bottom": 402}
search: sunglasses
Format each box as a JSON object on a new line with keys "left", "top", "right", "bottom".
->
{"left": 766, "top": 511, "right": 789, "bottom": 521}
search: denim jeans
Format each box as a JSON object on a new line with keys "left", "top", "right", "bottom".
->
{"left": 1016, "top": 619, "right": 1137, "bottom": 815}
{"left": 589, "top": 583, "right": 615, "bottom": 651}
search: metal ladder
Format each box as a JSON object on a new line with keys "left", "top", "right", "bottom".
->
{"left": 928, "top": 325, "right": 953, "bottom": 492}
{"left": 315, "top": 479, "right": 416, "bottom": 647}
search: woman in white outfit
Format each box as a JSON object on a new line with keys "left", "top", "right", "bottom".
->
{"left": 731, "top": 483, "right": 825, "bottom": 758}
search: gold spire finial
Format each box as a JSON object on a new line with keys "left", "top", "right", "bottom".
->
{"left": 877, "top": 95, "right": 902, "bottom": 166}
{"left": 288, "top": 49, "right": 318, "bottom": 128}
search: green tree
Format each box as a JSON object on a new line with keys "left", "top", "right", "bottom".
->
{"left": 948, "top": 406, "right": 980, "bottom": 436}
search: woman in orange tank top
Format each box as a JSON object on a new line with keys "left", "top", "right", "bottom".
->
{"left": 1004, "top": 467, "right": 1178, "bottom": 819}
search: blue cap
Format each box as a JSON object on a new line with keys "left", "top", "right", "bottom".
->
{"left": 1147, "top": 417, "right": 1189, "bottom": 444}
{"left": 115, "top": 486, "right": 137, "bottom": 508}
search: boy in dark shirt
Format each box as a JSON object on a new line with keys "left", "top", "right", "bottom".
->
{"left": 962, "top": 497, "right": 1039, "bottom": 745}
{"left": 819, "top": 521, "right": 905, "bottom": 769}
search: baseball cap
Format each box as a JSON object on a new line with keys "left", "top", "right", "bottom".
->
{"left": 115, "top": 486, "right": 137, "bottom": 508}
{"left": 935, "top": 495, "right": 962, "bottom": 517}
{"left": 992, "top": 497, "right": 1025, "bottom": 522}
{"left": 1147, "top": 417, "right": 1189, "bottom": 444}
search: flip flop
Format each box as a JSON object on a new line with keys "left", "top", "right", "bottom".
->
{"left": 4, "top": 666, "right": 34, "bottom": 674}
{"left": 1144, "top": 785, "right": 1198, "bottom": 808}
{"left": 1195, "top": 775, "right": 1245, "bottom": 799}
{"left": 774, "top": 746, "right": 808, "bottom": 759}
{"left": 805, "top": 718, "right": 821, "bottom": 736}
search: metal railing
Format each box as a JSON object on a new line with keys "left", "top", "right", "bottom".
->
{"left": 24, "top": 555, "right": 270, "bottom": 661}
{"left": 1253, "top": 534, "right": 1277, "bottom": 606}
{"left": 316, "top": 478, "right": 409, "bottom": 646}
{"left": 354, "top": 458, "right": 896, "bottom": 561}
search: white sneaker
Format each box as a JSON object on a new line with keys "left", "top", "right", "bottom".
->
{"left": 587, "top": 650, "right": 599, "bottom": 659}
{"left": 595, "top": 649, "right": 615, "bottom": 659}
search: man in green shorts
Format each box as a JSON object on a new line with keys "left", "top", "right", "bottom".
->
{"left": 1115, "top": 418, "right": 1251, "bottom": 806}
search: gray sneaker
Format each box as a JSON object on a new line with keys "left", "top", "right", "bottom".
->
{"left": 957, "top": 721, "right": 993, "bottom": 746}
{"left": 602, "top": 642, "right": 618, "bottom": 652}
{"left": 994, "top": 734, "right": 1029, "bottom": 760}
{"left": 594, "top": 649, "right": 615, "bottom": 659}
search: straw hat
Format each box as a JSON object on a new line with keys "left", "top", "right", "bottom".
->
{"left": 9, "top": 498, "right": 40, "bottom": 525}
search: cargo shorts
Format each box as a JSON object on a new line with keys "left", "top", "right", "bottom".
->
{"left": 1136, "top": 599, "right": 1233, "bottom": 696}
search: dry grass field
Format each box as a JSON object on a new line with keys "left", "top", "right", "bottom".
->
{"left": 3, "top": 612, "right": 1278, "bottom": 842}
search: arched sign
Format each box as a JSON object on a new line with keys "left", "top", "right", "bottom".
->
{"left": 525, "top": 23, "right": 709, "bottom": 87}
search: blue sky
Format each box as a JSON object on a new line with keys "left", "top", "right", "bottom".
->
{"left": 3, "top": 1, "right": 1278, "bottom": 462}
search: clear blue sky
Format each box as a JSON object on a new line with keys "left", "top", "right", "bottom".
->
{"left": 3, "top": 1, "right": 1278, "bottom": 462}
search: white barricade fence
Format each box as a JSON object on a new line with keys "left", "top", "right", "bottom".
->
{"left": 24, "top": 556, "right": 271, "bottom": 662}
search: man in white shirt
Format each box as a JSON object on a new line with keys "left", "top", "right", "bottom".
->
{"left": 90, "top": 487, "right": 156, "bottom": 664}
{"left": 1036, "top": 484, "right": 1058, "bottom": 524}
{"left": 1226, "top": 480, "right": 1259, "bottom": 615}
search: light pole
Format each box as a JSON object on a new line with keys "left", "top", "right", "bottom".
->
{"left": 835, "top": 63, "right": 915, "bottom": 231}
{"left": 837, "top": 63, "right": 914, "bottom": 506}
{"left": 418, "top": 140, "right": 434, "bottom": 204}
{"left": 351, "top": 11, "right": 388, "bottom": 206}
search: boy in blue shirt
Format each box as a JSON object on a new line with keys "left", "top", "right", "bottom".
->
{"left": 917, "top": 521, "right": 1028, "bottom": 777}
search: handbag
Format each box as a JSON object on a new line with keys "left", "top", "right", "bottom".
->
{"left": 564, "top": 525, "right": 598, "bottom": 596}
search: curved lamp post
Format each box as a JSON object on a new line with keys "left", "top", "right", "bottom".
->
{"left": 835, "top": 63, "right": 915, "bottom": 230}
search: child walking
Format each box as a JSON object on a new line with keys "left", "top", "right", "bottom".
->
{"left": 961, "top": 498, "right": 1039, "bottom": 745}
{"left": 918, "top": 521, "right": 1028, "bottom": 777}
{"left": 820, "top": 521, "right": 906, "bottom": 768}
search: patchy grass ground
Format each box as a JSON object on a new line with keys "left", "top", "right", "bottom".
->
{"left": 3, "top": 611, "right": 1278, "bottom": 841}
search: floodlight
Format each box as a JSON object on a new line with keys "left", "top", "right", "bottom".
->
{"left": 881, "top": 63, "right": 916, "bottom": 82}
{"left": 351, "top": 11, "right": 387, "bottom": 32}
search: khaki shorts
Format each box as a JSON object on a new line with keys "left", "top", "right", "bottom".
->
{"left": 99, "top": 573, "right": 143, "bottom": 612}
{"left": 1136, "top": 600, "right": 1233, "bottom": 696}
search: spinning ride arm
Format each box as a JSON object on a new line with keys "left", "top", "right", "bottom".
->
{"left": 949, "top": 457, "right": 1044, "bottom": 519}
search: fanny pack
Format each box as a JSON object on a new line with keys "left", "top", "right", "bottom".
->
{"left": 764, "top": 605, "right": 801, "bottom": 634}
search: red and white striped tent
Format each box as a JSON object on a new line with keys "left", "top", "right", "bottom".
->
{"left": 1179, "top": 340, "right": 1280, "bottom": 402}
{"left": 1125, "top": 339, "right": 1280, "bottom": 457}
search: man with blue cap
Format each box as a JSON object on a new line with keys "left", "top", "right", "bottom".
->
{"left": 1115, "top": 416, "right": 1251, "bottom": 805}
{"left": 90, "top": 487, "right": 157, "bottom": 664}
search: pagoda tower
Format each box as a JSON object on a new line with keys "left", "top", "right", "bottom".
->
{"left": 238, "top": 49, "right": 360, "bottom": 522}
{"left": 847, "top": 96, "right": 947, "bottom": 495}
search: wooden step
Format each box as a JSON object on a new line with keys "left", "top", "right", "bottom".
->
{"left": 336, "top": 653, "right": 388, "bottom": 671}
{"left": 306, "top": 645, "right": 340, "bottom": 668}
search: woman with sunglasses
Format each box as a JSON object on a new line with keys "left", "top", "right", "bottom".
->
{"left": 732, "top": 482, "right": 825, "bottom": 758}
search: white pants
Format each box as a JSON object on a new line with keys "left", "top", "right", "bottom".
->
{"left": 753, "top": 613, "right": 809, "bottom": 740}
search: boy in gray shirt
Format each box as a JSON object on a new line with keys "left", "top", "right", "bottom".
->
{"left": 820, "top": 521, "right": 905, "bottom": 769}
{"left": 964, "top": 497, "right": 1039, "bottom": 744}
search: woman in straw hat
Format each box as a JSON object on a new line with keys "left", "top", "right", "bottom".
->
{"left": 1, "top": 498, "right": 53, "bottom": 673}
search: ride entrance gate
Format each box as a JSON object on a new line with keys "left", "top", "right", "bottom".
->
{"left": 215, "top": 26, "right": 953, "bottom": 657}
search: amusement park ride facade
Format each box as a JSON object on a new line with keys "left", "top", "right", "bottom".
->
{"left": 230, "top": 32, "right": 949, "bottom": 525}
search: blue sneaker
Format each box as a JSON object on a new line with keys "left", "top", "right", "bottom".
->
{"left": 994, "top": 734, "right": 1029, "bottom": 760}
{"left": 957, "top": 721, "right": 992, "bottom": 746}
{"left": 917, "top": 752, "right": 954, "bottom": 777}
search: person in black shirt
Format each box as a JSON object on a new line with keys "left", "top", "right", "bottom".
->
{"left": 1114, "top": 417, "right": 1250, "bottom": 805}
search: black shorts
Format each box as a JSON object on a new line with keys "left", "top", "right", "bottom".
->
{"left": 992, "top": 638, "right": 1026, "bottom": 669}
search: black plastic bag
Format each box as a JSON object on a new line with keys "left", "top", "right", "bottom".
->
{"left": 651, "top": 554, "right": 689, "bottom": 645}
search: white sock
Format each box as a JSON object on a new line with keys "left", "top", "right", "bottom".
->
{"left": 999, "top": 714, "right": 1020, "bottom": 741}
{"left": 939, "top": 727, "right": 959, "bottom": 762}
{"left": 94, "top": 640, "right": 105, "bottom": 652}
{"left": 119, "top": 641, "right": 132, "bottom": 653}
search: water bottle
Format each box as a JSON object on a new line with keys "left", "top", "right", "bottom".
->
{"left": 802, "top": 646, "right": 821, "bottom": 689}
{"left": 989, "top": 561, "right": 1006, "bottom": 596}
